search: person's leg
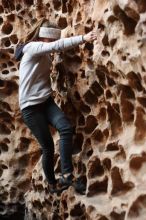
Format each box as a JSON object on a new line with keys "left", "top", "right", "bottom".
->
{"left": 21, "top": 104, "right": 56, "bottom": 185}
{"left": 45, "top": 97, "right": 86, "bottom": 194}
{"left": 45, "top": 97, "right": 74, "bottom": 176}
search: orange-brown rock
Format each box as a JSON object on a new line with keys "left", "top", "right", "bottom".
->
{"left": 0, "top": 0, "right": 146, "bottom": 219}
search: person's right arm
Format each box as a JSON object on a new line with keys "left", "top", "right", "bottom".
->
{"left": 23, "top": 30, "right": 97, "bottom": 57}
{"left": 23, "top": 36, "right": 84, "bottom": 57}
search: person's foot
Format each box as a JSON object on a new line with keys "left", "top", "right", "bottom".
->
{"left": 59, "top": 174, "right": 86, "bottom": 194}
{"left": 59, "top": 173, "right": 74, "bottom": 190}
{"left": 73, "top": 177, "right": 86, "bottom": 195}
{"left": 48, "top": 183, "right": 62, "bottom": 194}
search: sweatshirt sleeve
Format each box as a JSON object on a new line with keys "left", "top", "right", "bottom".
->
{"left": 23, "top": 35, "right": 84, "bottom": 57}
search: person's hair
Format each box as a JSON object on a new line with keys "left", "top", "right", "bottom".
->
{"left": 19, "top": 17, "right": 59, "bottom": 44}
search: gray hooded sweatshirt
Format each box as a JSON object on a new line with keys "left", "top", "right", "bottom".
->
{"left": 19, "top": 35, "right": 84, "bottom": 110}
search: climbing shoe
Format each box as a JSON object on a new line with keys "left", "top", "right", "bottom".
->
{"left": 59, "top": 173, "right": 74, "bottom": 190}
{"left": 48, "top": 183, "right": 63, "bottom": 194}
{"left": 73, "top": 177, "right": 86, "bottom": 195}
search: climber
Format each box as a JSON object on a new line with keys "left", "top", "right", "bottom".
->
{"left": 15, "top": 18, "right": 97, "bottom": 194}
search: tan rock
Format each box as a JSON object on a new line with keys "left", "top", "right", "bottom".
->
{"left": 0, "top": 0, "right": 146, "bottom": 219}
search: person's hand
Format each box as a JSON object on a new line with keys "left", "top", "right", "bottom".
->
{"left": 83, "top": 30, "right": 97, "bottom": 42}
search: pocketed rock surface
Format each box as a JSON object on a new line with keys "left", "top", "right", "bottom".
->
{"left": 0, "top": 0, "right": 146, "bottom": 219}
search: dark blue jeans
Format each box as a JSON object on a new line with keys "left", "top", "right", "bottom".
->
{"left": 21, "top": 96, "right": 73, "bottom": 184}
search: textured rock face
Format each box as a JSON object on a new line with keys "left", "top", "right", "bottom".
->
{"left": 0, "top": 0, "right": 146, "bottom": 219}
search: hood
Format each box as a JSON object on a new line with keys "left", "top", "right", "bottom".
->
{"left": 14, "top": 43, "right": 27, "bottom": 61}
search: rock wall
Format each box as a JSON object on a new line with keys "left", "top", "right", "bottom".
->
{"left": 0, "top": 0, "right": 146, "bottom": 219}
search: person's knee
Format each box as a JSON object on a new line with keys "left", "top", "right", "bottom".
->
{"left": 60, "top": 123, "right": 74, "bottom": 136}
{"left": 56, "top": 117, "right": 74, "bottom": 136}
